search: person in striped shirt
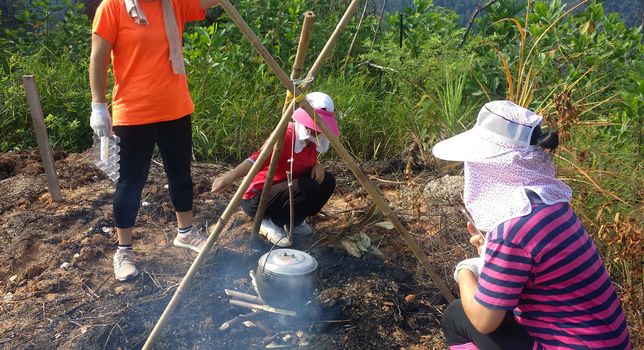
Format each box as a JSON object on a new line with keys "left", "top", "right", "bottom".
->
{"left": 432, "top": 101, "right": 631, "bottom": 350}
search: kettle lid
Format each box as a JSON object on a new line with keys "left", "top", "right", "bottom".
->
{"left": 258, "top": 249, "right": 318, "bottom": 276}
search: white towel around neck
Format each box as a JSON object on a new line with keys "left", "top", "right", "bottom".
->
{"left": 124, "top": 0, "right": 186, "bottom": 75}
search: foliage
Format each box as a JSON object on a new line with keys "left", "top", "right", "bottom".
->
{"left": 433, "top": 0, "right": 643, "bottom": 28}
{"left": 0, "top": 0, "right": 90, "bottom": 151}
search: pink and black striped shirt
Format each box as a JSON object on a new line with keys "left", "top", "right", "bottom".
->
{"left": 474, "top": 201, "right": 631, "bottom": 349}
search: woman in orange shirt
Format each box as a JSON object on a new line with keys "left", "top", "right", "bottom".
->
{"left": 89, "top": 0, "right": 220, "bottom": 282}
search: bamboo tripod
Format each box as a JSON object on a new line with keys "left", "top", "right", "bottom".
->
{"left": 142, "top": 1, "right": 454, "bottom": 348}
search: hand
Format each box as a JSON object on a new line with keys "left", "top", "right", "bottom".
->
{"left": 211, "top": 172, "right": 235, "bottom": 194}
{"left": 311, "top": 163, "right": 325, "bottom": 184}
{"left": 90, "top": 102, "right": 113, "bottom": 137}
{"left": 467, "top": 221, "right": 486, "bottom": 257}
{"left": 454, "top": 257, "right": 484, "bottom": 282}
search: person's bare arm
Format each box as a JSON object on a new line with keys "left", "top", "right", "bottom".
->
{"left": 211, "top": 160, "right": 252, "bottom": 194}
{"left": 457, "top": 270, "right": 506, "bottom": 334}
{"left": 89, "top": 34, "right": 112, "bottom": 103}
{"left": 200, "top": 0, "right": 220, "bottom": 10}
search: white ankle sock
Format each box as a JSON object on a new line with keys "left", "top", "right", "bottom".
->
{"left": 178, "top": 225, "right": 192, "bottom": 235}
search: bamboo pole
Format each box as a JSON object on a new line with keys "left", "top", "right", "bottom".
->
{"left": 22, "top": 75, "right": 63, "bottom": 202}
{"left": 142, "top": 102, "right": 298, "bottom": 350}
{"left": 303, "top": 0, "right": 362, "bottom": 84}
{"left": 285, "top": 11, "right": 316, "bottom": 106}
{"left": 251, "top": 11, "right": 317, "bottom": 244}
{"left": 217, "top": 0, "right": 455, "bottom": 303}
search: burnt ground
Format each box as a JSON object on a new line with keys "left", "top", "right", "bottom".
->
{"left": 0, "top": 150, "right": 474, "bottom": 350}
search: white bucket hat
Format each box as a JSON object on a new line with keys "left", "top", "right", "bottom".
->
{"left": 432, "top": 100, "right": 572, "bottom": 232}
{"left": 432, "top": 100, "right": 543, "bottom": 162}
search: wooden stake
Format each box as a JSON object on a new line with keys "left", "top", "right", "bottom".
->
{"left": 21, "top": 75, "right": 62, "bottom": 202}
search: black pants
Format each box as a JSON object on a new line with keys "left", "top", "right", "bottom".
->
{"left": 241, "top": 171, "right": 335, "bottom": 227}
{"left": 112, "top": 115, "right": 193, "bottom": 228}
{"left": 442, "top": 299, "right": 534, "bottom": 350}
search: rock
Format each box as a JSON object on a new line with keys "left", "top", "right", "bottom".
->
{"left": 78, "top": 247, "right": 97, "bottom": 262}
{"left": 404, "top": 294, "right": 416, "bottom": 302}
{"left": 368, "top": 247, "right": 386, "bottom": 260}
{"left": 141, "top": 201, "right": 150, "bottom": 207}
{"left": 423, "top": 175, "right": 463, "bottom": 204}
{"left": 9, "top": 275, "right": 19, "bottom": 283}
{"left": 90, "top": 234, "right": 110, "bottom": 246}
{"left": 60, "top": 262, "right": 71, "bottom": 269}
{"left": 114, "top": 285, "right": 126, "bottom": 294}
{"left": 199, "top": 316, "right": 214, "bottom": 333}
{"left": 3, "top": 292, "right": 14, "bottom": 302}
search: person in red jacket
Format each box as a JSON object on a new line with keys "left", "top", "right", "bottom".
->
{"left": 211, "top": 92, "right": 340, "bottom": 247}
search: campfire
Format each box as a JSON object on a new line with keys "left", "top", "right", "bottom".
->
{"left": 219, "top": 249, "right": 325, "bottom": 347}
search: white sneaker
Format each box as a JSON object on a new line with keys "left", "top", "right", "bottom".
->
{"left": 113, "top": 249, "right": 138, "bottom": 281}
{"left": 259, "top": 219, "right": 290, "bottom": 247}
{"left": 292, "top": 221, "right": 313, "bottom": 236}
{"left": 173, "top": 229, "right": 208, "bottom": 253}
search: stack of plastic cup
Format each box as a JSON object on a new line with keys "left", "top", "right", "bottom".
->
{"left": 92, "top": 134, "right": 120, "bottom": 182}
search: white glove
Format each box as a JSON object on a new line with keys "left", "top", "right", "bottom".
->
{"left": 90, "top": 102, "right": 113, "bottom": 137}
{"left": 454, "top": 257, "right": 484, "bottom": 282}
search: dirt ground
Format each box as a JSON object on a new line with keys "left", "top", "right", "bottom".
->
{"left": 0, "top": 150, "right": 472, "bottom": 350}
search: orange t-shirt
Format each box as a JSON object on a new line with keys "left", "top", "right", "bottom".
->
{"left": 92, "top": 0, "right": 205, "bottom": 126}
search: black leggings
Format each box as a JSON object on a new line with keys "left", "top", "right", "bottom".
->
{"left": 112, "top": 115, "right": 193, "bottom": 228}
{"left": 442, "top": 299, "right": 534, "bottom": 350}
{"left": 241, "top": 171, "right": 335, "bottom": 227}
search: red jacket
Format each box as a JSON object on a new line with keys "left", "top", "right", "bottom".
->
{"left": 243, "top": 123, "right": 318, "bottom": 199}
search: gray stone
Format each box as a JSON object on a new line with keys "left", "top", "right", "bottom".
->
{"left": 423, "top": 175, "right": 464, "bottom": 204}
